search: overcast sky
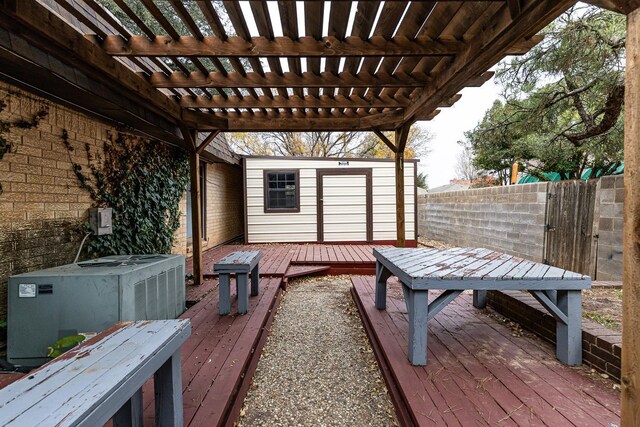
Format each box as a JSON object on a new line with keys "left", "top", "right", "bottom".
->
{"left": 416, "top": 74, "right": 502, "bottom": 189}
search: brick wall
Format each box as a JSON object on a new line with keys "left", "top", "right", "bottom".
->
{"left": 0, "top": 81, "right": 244, "bottom": 321}
{"left": 0, "top": 82, "right": 110, "bottom": 320}
{"left": 172, "top": 163, "right": 244, "bottom": 257}
{"left": 487, "top": 290, "right": 622, "bottom": 381}
{"left": 595, "top": 175, "right": 623, "bottom": 280}
{"left": 418, "top": 183, "right": 549, "bottom": 262}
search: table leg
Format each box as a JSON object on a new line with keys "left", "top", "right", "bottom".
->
{"left": 251, "top": 264, "right": 260, "bottom": 296}
{"left": 113, "top": 388, "right": 143, "bottom": 427}
{"left": 472, "top": 290, "right": 487, "bottom": 309}
{"left": 556, "top": 290, "right": 582, "bottom": 365}
{"left": 405, "top": 285, "right": 429, "bottom": 366}
{"left": 219, "top": 273, "right": 231, "bottom": 315}
{"left": 375, "top": 262, "right": 392, "bottom": 310}
{"left": 237, "top": 273, "right": 249, "bottom": 315}
{"left": 155, "top": 352, "right": 183, "bottom": 427}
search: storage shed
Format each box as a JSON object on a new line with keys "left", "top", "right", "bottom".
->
{"left": 244, "top": 156, "right": 418, "bottom": 246}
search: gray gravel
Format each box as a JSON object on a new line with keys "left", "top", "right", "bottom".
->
{"left": 237, "top": 276, "right": 398, "bottom": 427}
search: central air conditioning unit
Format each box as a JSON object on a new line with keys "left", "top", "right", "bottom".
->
{"left": 7, "top": 254, "right": 186, "bottom": 367}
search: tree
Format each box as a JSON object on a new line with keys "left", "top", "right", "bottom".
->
{"left": 455, "top": 144, "right": 482, "bottom": 182}
{"left": 227, "top": 126, "right": 432, "bottom": 160}
{"left": 416, "top": 172, "right": 428, "bottom": 190}
{"left": 466, "top": 5, "right": 625, "bottom": 181}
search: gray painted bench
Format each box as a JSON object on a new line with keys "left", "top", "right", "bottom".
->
{"left": 0, "top": 319, "right": 191, "bottom": 427}
{"left": 373, "top": 247, "right": 591, "bottom": 366}
{"left": 214, "top": 251, "right": 262, "bottom": 315}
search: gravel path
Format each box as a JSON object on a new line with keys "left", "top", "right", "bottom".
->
{"left": 237, "top": 276, "right": 398, "bottom": 427}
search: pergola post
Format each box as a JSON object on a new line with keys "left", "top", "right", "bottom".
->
{"left": 395, "top": 124, "right": 411, "bottom": 248}
{"left": 622, "top": 6, "right": 640, "bottom": 426}
{"left": 180, "top": 126, "right": 204, "bottom": 287}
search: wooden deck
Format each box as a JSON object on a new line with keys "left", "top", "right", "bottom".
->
{"left": 186, "top": 243, "right": 383, "bottom": 278}
{"left": 352, "top": 276, "right": 620, "bottom": 427}
{"left": 142, "top": 276, "right": 282, "bottom": 427}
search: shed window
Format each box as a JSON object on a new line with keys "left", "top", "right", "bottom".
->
{"left": 264, "top": 170, "right": 299, "bottom": 212}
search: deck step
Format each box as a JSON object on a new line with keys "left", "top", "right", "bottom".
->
{"left": 285, "top": 265, "right": 330, "bottom": 279}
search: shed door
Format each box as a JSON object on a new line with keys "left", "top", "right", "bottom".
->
{"left": 317, "top": 169, "right": 372, "bottom": 242}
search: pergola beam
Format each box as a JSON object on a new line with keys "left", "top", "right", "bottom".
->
{"left": 583, "top": 0, "right": 640, "bottom": 14}
{"left": 179, "top": 93, "right": 461, "bottom": 111}
{"left": 98, "top": 34, "right": 544, "bottom": 58}
{"left": 180, "top": 94, "right": 412, "bottom": 109}
{"left": 148, "top": 70, "right": 431, "bottom": 89}
{"left": 401, "top": 0, "right": 575, "bottom": 126}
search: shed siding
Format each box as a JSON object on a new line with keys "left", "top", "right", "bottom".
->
{"left": 245, "top": 158, "right": 415, "bottom": 243}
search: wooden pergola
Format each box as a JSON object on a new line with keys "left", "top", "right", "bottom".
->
{"left": 0, "top": 1, "right": 639, "bottom": 424}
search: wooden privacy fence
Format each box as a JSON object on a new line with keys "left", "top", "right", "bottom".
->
{"left": 544, "top": 180, "right": 599, "bottom": 277}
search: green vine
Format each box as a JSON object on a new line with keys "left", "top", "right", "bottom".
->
{"left": 64, "top": 130, "right": 189, "bottom": 257}
{"left": 0, "top": 94, "right": 49, "bottom": 194}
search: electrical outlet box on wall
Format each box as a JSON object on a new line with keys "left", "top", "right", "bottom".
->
{"left": 89, "top": 207, "right": 113, "bottom": 235}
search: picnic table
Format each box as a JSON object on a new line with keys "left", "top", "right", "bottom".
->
{"left": 214, "top": 251, "right": 262, "bottom": 315}
{"left": 0, "top": 320, "right": 191, "bottom": 427}
{"left": 373, "top": 247, "right": 591, "bottom": 366}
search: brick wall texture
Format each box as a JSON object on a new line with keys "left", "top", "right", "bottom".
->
{"left": 595, "top": 175, "right": 623, "bottom": 280}
{"left": 0, "top": 82, "right": 243, "bottom": 321}
{"left": 172, "top": 163, "right": 244, "bottom": 257}
{"left": 418, "top": 183, "right": 549, "bottom": 262}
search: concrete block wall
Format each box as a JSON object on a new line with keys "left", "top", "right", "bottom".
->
{"left": 418, "top": 183, "right": 549, "bottom": 262}
{"left": 596, "top": 175, "right": 624, "bottom": 280}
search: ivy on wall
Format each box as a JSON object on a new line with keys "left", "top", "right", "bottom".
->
{"left": 64, "top": 130, "right": 189, "bottom": 257}
{"left": 0, "top": 94, "right": 49, "bottom": 194}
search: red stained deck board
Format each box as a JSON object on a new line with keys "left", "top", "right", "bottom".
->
{"left": 141, "top": 277, "right": 281, "bottom": 427}
{"left": 351, "top": 277, "right": 449, "bottom": 426}
{"left": 432, "top": 310, "right": 602, "bottom": 426}
{"left": 187, "top": 278, "right": 281, "bottom": 426}
{"left": 185, "top": 278, "right": 218, "bottom": 305}
{"left": 379, "top": 284, "right": 520, "bottom": 426}
{"left": 382, "top": 300, "right": 552, "bottom": 425}
{"left": 356, "top": 277, "right": 489, "bottom": 427}
{"left": 351, "top": 276, "right": 621, "bottom": 427}
{"left": 438, "top": 301, "right": 619, "bottom": 425}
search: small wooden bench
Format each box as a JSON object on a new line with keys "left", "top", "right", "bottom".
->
{"left": 214, "top": 251, "right": 262, "bottom": 315}
{"left": 0, "top": 320, "right": 191, "bottom": 427}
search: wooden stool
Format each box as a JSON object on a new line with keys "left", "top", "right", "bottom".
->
{"left": 213, "top": 251, "right": 262, "bottom": 315}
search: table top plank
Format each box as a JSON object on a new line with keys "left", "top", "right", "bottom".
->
{"left": 421, "top": 248, "right": 494, "bottom": 278}
{"left": 503, "top": 259, "right": 538, "bottom": 280}
{"left": 403, "top": 251, "right": 470, "bottom": 277}
{"left": 446, "top": 251, "right": 504, "bottom": 279}
{"left": 523, "top": 263, "right": 551, "bottom": 280}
